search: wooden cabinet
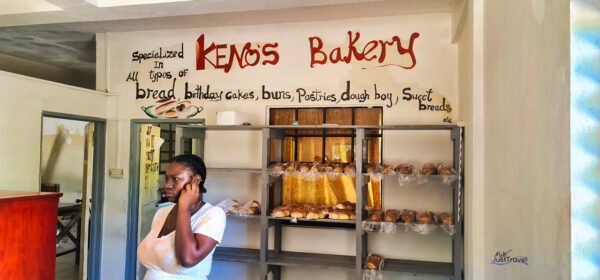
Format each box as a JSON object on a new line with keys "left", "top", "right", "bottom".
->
{"left": 0, "top": 191, "right": 62, "bottom": 280}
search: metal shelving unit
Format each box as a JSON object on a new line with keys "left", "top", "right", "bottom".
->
{"left": 177, "top": 124, "right": 464, "bottom": 280}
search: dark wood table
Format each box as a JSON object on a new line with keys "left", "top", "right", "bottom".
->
{"left": 57, "top": 202, "right": 82, "bottom": 264}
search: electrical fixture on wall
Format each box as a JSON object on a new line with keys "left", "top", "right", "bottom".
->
{"left": 84, "top": 0, "right": 192, "bottom": 7}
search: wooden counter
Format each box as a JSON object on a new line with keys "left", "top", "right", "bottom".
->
{"left": 0, "top": 191, "right": 62, "bottom": 280}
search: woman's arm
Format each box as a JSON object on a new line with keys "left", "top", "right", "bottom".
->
{"left": 175, "top": 205, "right": 218, "bottom": 267}
{"left": 175, "top": 183, "right": 218, "bottom": 267}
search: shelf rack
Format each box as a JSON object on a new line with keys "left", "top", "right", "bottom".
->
{"left": 176, "top": 124, "right": 464, "bottom": 280}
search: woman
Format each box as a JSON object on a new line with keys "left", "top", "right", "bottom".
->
{"left": 138, "top": 154, "right": 226, "bottom": 279}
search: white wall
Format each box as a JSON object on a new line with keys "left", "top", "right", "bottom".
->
{"left": 0, "top": 70, "right": 108, "bottom": 191}
{"left": 41, "top": 117, "right": 90, "bottom": 203}
{"left": 101, "top": 12, "right": 459, "bottom": 280}
{"left": 483, "top": 0, "right": 570, "bottom": 279}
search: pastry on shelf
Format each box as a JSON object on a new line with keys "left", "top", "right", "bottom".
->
{"left": 344, "top": 163, "right": 356, "bottom": 174}
{"left": 240, "top": 206, "right": 260, "bottom": 215}
{"left": 323, "top": 163, "right": 335, "bottom": 172}
{"left": 365, "top": 164, "right": 380, "bottom": 174}
{"left": 329, "top": 210, "right": 354, "bottom": 220}
{"left": 306, "top": 208, "right": 321, "bottom": 220}
{"left": 384, "top": 209, "right": 400, "bottom": 222}
{"left": 416, "top": 211, "right": 435, "bottom": 224}
{"left": 270, "top": 163, "right": 285, "bottom": 172}
{"left": 439, "top": 165, "right": 455, "bottom": 176}
{"left": 421, "top": 163, "right": 438, "bottom": 175}
{"left": 298, "top": 163, "right": 311, "bottom": 173}
{"left": 396, "top": 164, "right": 414, "bottom": 175}
{"left": 286, "top": 162, "right": 298, "bottom": 172}
{"left": 382, "top": 164, "right": 395, "bottom": 174}
{"left": 226, "top": 199, "right": 241, "bottom": 214}
{"left": 400, "top": 209, "right": 417, "bottom": 223}
{"left": 365, "top": 254, "right": 384, "bottom": 270}
{"left": 368, "top": 209, "right": 384, "bottom": 222}
{"left": 246, "top": 200, "right": 260, "bottom": 208}
{"left": 272, "top": 207, "right": 291, "bottom": 218}
{"left": 332, "top": 164, "right": 344, "bottom": 173}
{"left": 290, "top": 207, "right": 308, "bottom": 218}
{"left": 334, "top": 200, "right": 355, "bottom": 210}
{"left": 310, "top": 163, "right": 324, "bottom": 173}
{"left": 437, "top": 212, "right": 453, "bottom": 225}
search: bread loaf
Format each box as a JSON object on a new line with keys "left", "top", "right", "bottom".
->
{"left": 417, "top": 211, "right": 434, "bottom": 224}
{"left": 384, "top": 209, "right": 400, "bottom": 222}
{"left": 369, "top": 209, "right": 384, "bottom": 222}
{"left": 400, "top": 209, "right": 417, "bottom": 223}
{"left": 365, "top": 254, "right": 384, "bottom": 270}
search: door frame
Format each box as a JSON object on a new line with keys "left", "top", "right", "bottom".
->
{"left": 125, "top": 119, "right": 205, "bottom": 280}
{"left": 40, "top": 111, "right": 106, "bottom": 280}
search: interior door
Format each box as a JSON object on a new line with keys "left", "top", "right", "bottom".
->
{"left": 137, "top": 124, "right": 164, "bottom": 279}
{"left": 79, "top": 122, "right": 94, "bottom": 280}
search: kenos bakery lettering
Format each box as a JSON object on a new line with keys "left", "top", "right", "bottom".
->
{"left": 195, "top": 34, "right": 279, "bottom": 73}
{"left": 195, "top": 31, "right": 420, "bottom": 72}
{"left": 309, "top": 31, "right": 420, "bottom": 69}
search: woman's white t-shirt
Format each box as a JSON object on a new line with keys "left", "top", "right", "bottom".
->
{"left": 137, "top": 203, "right": 226, "bottom": 280}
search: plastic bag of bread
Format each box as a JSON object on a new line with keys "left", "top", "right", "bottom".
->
{"left": 417, "top": 163, "right": 440, "bottom": 184}
{"left": 215, "top": 198, "right": 241, "bottom": 215}
{"left": 395, "top": 164, "right": 416, "bottom": 185}
{"left": 285, "top": 162, "right": 299, "bottom": 173}
{"left": 306, "top": 207, "right": 325, "bottom": 220}
{"left": 238, "top": 200, "right": 261, "bottom": 216}
{"left": 364, "top": 164, "right": 383, "bottom": 183}
{"left": 269, "top": 163, "right": 287, "bottom": 177}
{"left": 326, "top": 163, "right": 344, "bottom": 181}
{"left": 437, "top": 212, "right": 456, "bottom": 236}
{"left": 343, "top": 163, "right": 356, "bottom": 176}
{"left": 381, "top": 164, "right": 396, "bottom": 175}
{"left": 368, "top": 209, "right": 384, "bottom": 222}
{"left": 271, "top": 206, "right": 291, "bottom": 218}
{"left": 329, "top": 210, "right": 355, "bottom": 220}
{"left": 334, "top": 201, "right": 356, "bottom": 211}
{"left": 362, "top": 269, "right": 383, "bottom": 280}
{"left": 309, "top": 162, "right": 325, "bottom": 180}
{"left": 410, "top": 211, "right": 438, "bottom": 235}
{"left": 438, "top": 165, "right": 458, "bottom": 185}
{"left": 364, "top": 253, "right": 385, "bottom": 270}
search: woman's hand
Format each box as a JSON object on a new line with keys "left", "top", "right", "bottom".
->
{"left": 178, "top": 181, "right": 200, "bottom": 214}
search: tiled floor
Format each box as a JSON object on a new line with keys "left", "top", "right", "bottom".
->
{"left": 55, "top": 253, "right": 78, "bottom": 280}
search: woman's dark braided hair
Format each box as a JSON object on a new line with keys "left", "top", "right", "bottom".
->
{"left": 170, "top": 154, "right": 207, "bottom": 193}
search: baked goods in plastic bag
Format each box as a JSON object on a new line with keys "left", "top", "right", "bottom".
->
{"left": 343, "top": 163, "right": 356, "bottom": 176}
{"left": 363, "top": 254, "right": 384, "bottom": 280}
{"left": 395, "top": 164, "right": 416, "bottom": 185}
{"left": 238, "top": 200, "right": 261, "bottom": 216}
{"left": 381, "top": 164, "right": 396, "bottom": 175}
{"left": 411, "top": 211, "right": 437, "bottom": 234}
{"left": 271, "top": 206, "right": 291, "bottom": 218}
{"left": 362, "top": 269, "right": 383, "bottom": 280}
{"left": 215, "top": 198, "right": 241, "bottom": 215}
{"left": 437, "top": 212, "right": 456, "bottom": 236}
{"left": 384, "top": 209, "right": 400, "bottom": 222}
{"left": 269, "top": 163, "right": 286, "bottom": 177}
{"left": 439, "top": 165, "right": 458, "bottom": 185}
{"left": 368, "top": 209, "right": 384, "bottom": 222}
{"left": 417, "top": 163, "right": 439, "bottom": 184}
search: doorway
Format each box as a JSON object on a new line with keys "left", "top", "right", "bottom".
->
{"left": 124, "top": 119, "right": 205, "bottom": 280}
{"left": 40, "top": 112, "right": 106, "bottom": 280}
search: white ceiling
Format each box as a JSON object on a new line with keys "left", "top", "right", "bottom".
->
{"left": 0, "top": 0, "right": 453, "bottom": 29}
